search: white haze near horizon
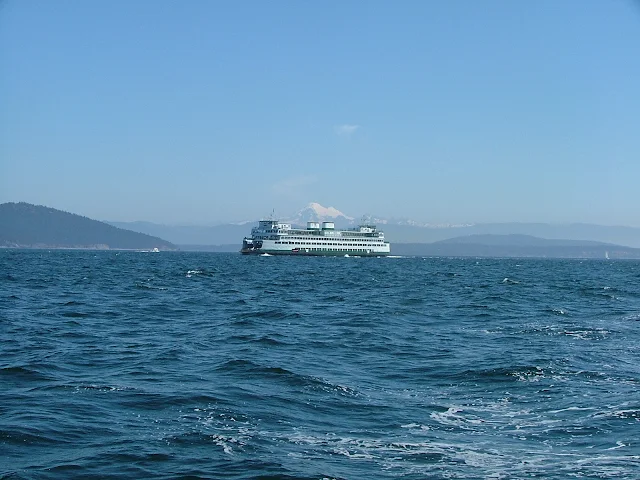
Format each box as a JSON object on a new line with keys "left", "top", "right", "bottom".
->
{"left": 1, "top": 2, "right": 639, "bottom": 228}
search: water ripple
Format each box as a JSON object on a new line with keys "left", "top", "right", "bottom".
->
{"left": 1, "top": 252, "right": 639, "bottom": 479}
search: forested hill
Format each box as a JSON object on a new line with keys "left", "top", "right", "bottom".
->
{"left": 0, "top": 203, "right": 176, "bottom": 250}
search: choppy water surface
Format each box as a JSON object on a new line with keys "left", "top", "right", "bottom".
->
{"left": 1, "top": 251, "right": 639, "bottom": 479}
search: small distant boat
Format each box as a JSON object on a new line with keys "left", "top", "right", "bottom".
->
{"left": 605, "top": 251, "right": 609, "bottom": 260}
{"left": 152, "top": 247, "right": 160, "bottom": 253}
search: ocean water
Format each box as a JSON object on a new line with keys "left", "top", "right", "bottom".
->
{"left": 1, "top": 250, "right": 639, "bottom": 479}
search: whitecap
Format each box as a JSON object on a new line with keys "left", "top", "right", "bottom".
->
{"left": 333, "top": 448, "right": 374, "bottom": 459}
{"left": 430, "top": 406, "right": 485, "bottom": 428}
{"left": 605, "top": 441, "right": 628, "bottom": 451}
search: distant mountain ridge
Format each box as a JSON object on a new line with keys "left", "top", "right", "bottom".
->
{"left": 172, "top": 233, "right": 640, "bottom": 259}
{"left": 107, "top": 221, "right": 249, "bottom": 246}
{"left": 400, "top": 233, "right": 640, "bottom": 258}
{"left": 0, "top": 203, "right": 175, "bottom": 250}
{"left": 7, "top": 201, "right": 638, "bottom": 255}
{"left": 109, "top": 203, "right": 640, "bottom": 248}
{"left": 433, "top": 234, "right": 615, "bottom": 248}
{"left": 392, "top": 239, "right": 640, "bottom": 259}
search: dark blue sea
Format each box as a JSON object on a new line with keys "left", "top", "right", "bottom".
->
{"left": 1, "top": 251, "right": 639, "bottom": 479}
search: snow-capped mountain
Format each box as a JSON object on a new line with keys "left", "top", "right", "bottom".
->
{"left": 285, "top": 203, "right": 452, "bottom": 228}
{"left": 282, "top": 202, "right": 468, "bottom": 229}
{"left": 287, "top": 202, "right": 354, "bottom": 226}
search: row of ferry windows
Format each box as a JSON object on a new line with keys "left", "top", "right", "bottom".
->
{"left": 275, "top": 241, "right": 381, "bottom": 246}
{"left": 259, "top": 230, "right": 381, "bottom": 238}
{"left": 298, "top": 248, "right": 373, "bottom": 252}
{"left": 281, "top": 237, "right": 381, "bottom": 242}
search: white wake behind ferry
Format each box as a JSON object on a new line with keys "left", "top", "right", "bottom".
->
{"left": 241, "top": 219, "right": 391, "bottom": 256}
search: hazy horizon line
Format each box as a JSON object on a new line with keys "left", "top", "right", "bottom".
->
{"left": 3, "top": 201, "right": 640, "bottom": 230}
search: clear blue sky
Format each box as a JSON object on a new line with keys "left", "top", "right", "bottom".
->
{"left": 1, "top": 0, "right": 639, "bottom": 226}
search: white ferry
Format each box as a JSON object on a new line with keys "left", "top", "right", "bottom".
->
{"left": 241, "top": 220, "right": 391, "bottom": 256}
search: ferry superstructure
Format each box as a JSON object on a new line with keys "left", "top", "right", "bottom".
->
{"left": 241, "top": 220, "right": 391, "bottom": 256}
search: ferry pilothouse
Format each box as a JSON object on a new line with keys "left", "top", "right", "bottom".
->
{"left": 241, "top": 219, "right": 391, "bottom": 256}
